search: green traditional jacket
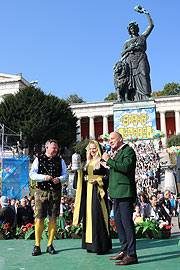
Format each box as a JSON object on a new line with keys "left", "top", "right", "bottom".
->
{"left": 107, "top": 144, "right": 137, "bottom": 199}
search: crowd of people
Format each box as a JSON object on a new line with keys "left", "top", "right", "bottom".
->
{"left": 0, "top": 193, "right": 76, "bottom": 228}
{"left": 0, "top": 195, "right": 35, "bottom": 228}
{"left": 133, "top": 141, "right": 179, "bottom": 225}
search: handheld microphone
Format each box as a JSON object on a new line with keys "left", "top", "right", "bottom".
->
{"left": 105, "top": 144, "right": 111, "bottom": 153}
{"left": 101, "top": 145, "right": 111, "bottom": 162}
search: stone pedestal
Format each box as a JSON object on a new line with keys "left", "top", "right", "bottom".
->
{"left": 164, "top": 168, "right": 177, "bottom": 194}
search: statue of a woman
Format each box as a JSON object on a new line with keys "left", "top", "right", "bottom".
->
{"left": 114, "top": 6, "right": 154, "bottom": 102}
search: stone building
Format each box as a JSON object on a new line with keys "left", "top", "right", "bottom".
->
{"left": 71, "top": 96, "right": 180, "bottom": 144}
{"left": 0, "top": 73, "right": 30, "bottom": 103}
{"left": 0, "top": 73, "right": 180, "bottom": 145}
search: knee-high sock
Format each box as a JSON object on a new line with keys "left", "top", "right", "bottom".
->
{"left": 48, "top": 221, "right": 57, "bottom": 246}
{"left": 35, "top": 221, "right": 44, "bottom": 247}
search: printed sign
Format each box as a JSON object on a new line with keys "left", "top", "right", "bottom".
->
{"left": 114, "top": 107, "right": 156, "bottom": 139}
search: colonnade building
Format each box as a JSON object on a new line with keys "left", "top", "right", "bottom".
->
{"left": 71, "top": 96, "right": 180, "bottom": 144}
{"left": 0, "top": 73, "right": 180, "bottom": 145}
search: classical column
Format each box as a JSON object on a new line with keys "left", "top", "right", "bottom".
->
{"left": 160, "top": 111, "right": 166, "bottom": 148}
{"left": 89, "top": 116, "right": 95, "bottom": 139}
{"left": 103, "top": 115, "right": 109, "bottom": 135}
{"left": 76, "top": 118, "right": 81, "bottom": 142}
{"left": 160, "top": 111, "right": 166, "bottom": 134}
{"left": 175, "top": 110, "right": 180, "bottom": 135}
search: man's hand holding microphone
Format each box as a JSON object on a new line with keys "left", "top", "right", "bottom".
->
{"left": 101, "top": 144, "right": 111, "bottom": 168}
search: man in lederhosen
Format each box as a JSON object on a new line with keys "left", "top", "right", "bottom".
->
{"left": 30, "top": 139, "right": 68, "bottom": 256}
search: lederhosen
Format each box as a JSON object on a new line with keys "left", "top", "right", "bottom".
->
{"left": 34, "top": 154, "right": 62, "bottom": 219}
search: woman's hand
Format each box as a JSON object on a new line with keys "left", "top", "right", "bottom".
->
{"left": 89, "top": 179, "right": 97, "bottom": 184}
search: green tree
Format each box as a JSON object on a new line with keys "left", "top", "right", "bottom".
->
{"left": 151, "top": 91, "right": 162, "bottom": 97}
{"left": 73, "top": 138, "right": 90, "bottom": 161}
{"left": 167, "top": 134, "right": 180, "bottom": 148}
{"left": 151, "top": 82, "right": 180, "bottom": 97}
{"left": 104, "top": 92, "right": 117, "bottom": 101}
{"left": 0, "top": 86, "right": 77, "bottom": 154}
{"left": 66, "top": 94, "right": 85, "bottom": 104}
{"left": 161, "top": 82, "right": 180, "bottom": 96}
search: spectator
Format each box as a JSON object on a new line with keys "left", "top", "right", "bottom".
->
{"left": 60, "top": 196, "right": 67, "bottom": 217}
{"left": 17, "top": 198, "right": 34, "bottom": 227}
{"left": 10, "top": 198, "right": 16, "bottom": 212}
{"left": 62, "top": 184, "right": 68, "bottom": 195}
{"left": 31, "top": 198, "right": 35, "bottom": 212}
{"left": 137, "top": 193, "right": 150, "bottom": 219}
{"left": 133, "top": 205, "right": 142, "bottom": 223}
{"left": 144, "top": 195, "right": 171, "bottom": 224}
{"left": 152, "top": 179, "right": 158, "bottom": 193}
{"left": 0, "top": 196, "right": 15, "bottom": 226}
{"left": 16, "top": 199, "right": 20, "bottom": 208}
{"left": 159, "top": 138, "right": 163, "bottom": 151}
{"left": 164, "top": 190, "right": 172, "bottom": 217}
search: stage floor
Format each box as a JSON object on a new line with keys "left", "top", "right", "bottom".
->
{"left": 0, "top": 237, "right": 180, "bottom": 270}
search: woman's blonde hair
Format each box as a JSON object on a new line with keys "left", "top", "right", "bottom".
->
{"left": 85, "top": 141, "right": 101, "bottom": 170}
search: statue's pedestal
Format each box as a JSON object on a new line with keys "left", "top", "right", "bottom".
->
{"left": 164, "top": 167, "right": 177, "bottom": 194}
{"left": 113, "top": 99, "right": 156, "bottom": 140}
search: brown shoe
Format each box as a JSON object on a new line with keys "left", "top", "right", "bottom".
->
{"left": 114, "top": 255, "right": 138, "bottom": 265}
{"left": 109, "top": 252, "right": 127, "bottom": 260}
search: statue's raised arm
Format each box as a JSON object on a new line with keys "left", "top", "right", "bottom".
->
{"left": 134, "top": 5, "right": 154, "bottom": 38}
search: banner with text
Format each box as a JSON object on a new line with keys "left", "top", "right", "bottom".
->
{"left": 114, "top": 107, "right": 156, "bottom": 139}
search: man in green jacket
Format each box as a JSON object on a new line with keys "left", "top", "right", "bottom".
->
{"left": 101, "top": 132, "right": 138, "bottom": 265}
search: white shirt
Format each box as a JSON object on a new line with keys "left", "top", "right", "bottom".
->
{"left": 30, "top": 157, "right": 69, "bottom": 184}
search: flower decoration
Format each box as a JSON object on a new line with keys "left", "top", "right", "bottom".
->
{"left": 21, "top": 223, "right": 35, "bottom": 240}
{"left": 152, "top": 130, "right": 166, "bottom": 139}
{"left": 21, "top": 223, "right": 34, "bottom": 233}
{"left": 99, "top": 134, "right": 109, "bottom": 141}
{"left": 0, "top": 223, "right": 14, "bottom": 239}
{"left": 124, "top": 135, "right": 138, "bottom": 142}
{"left": 110, "top": 219, "right": 117, "bottom": 232}
{"left": 166, "top": 146, "right": 180, "bottom": 155}
{"left": 67, "top": 223, "right": 83, "bottom": 237}
{"left": 159, "top": 221, "right": 173, "bottom": 230}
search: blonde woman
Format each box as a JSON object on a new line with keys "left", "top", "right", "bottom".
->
{"left": 73, "top": 140, "right": 112, "bottom": 254}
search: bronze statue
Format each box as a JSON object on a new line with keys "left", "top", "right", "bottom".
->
{"left": 114, "top": 6, "right": 154, "bottom": 102}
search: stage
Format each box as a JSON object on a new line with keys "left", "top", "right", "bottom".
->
{"left": 0, "top": 237, "right": 180, "bottom": 270}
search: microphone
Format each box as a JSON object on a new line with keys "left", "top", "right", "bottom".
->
{"left": 101, "top": 145, "right": 111, "bottom": 162}
{"left": 105, "top": 144, "right": 111, "bottom": 153}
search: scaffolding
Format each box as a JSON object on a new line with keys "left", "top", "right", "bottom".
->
{"left": 0, "top": 123, "right": 22, "bottom": 157}
{"left": 0, "top": 124, "right": 28, "bottom": 198}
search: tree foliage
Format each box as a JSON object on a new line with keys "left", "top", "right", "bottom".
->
{"left": 73, "top": 138, "right": 90, "bottom": 161}
{"left": 0, "top": 86, "right": 77, "bottom": 154}
{"left": 104, "top": 92, "right": 117, "bottom": 101}
{"left": 161, "top": 82, "right": 180, "bottom": 96}
{"left": 66, "top": 94, "right": 85, "bottom": 104}
{"left": 167, "top": 134, "right": 180, "bottom": 148}
{"left": 151, "top": 91, "right": 162, "bottom": 97}
{"left": 151, "top": 82, "right": 180, "bottom": 97}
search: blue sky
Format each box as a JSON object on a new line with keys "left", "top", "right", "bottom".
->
{"left": 1, "top": 1, "right": 180, "bottom": 102}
